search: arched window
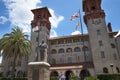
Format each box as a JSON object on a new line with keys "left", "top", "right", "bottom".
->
{"left": 65, "top": 70, "right": 74, "bottom": 80}
{"left": 82, "top": 46, "right": 89, "bottom": 51}
{"left": 80, "top": 69, "right": 90, "bottom": 80}
{"left": 111, "top": 43, "right": 116, "bottom": 48}
{"left": 17, "top": 71, "right": 23, "bottom": 77}
{"left": 51, "top": 49, "right": 57, "bottom": 54}
{"left": 58, "top": 48, "right": 64, "bottom": 53}
{"left": 116, "top": 67, "right": 120, "bottom": 73}
{"left": 74, "top": 47, "right": 81, "bottom": 52}
{"left": 103, "top": 67, "right": 109, "bottom": 73}
{"left": 50, "top": 71, "right": 58, "bottom": 80}
{"left": 66, "top": 48, "right": 72, "bottom": 53}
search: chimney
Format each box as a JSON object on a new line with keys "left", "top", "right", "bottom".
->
{"left": 107, "top": 22, "right": 112, "bottom": 32}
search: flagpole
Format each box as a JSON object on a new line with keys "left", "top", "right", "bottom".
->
{"left": 78, "top": 9, "right": 87, "bottom": 63}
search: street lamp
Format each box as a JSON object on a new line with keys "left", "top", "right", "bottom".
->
{"left": 32, "top": 18, "right": 41, "bottom": 61}
{"left": 110, "top": 64, "right": 114, "bottom": 74}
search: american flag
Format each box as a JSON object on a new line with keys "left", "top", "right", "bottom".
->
{"left": 70, "top": 10, "right": 80, "bottom": 21}
{"left": 76, "top": 20, "right": 80, "bottom": 30}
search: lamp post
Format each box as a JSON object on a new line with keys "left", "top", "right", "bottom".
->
{"left": 110, "top": 64, "right": 114, "bottom": 74}
{"left": 32, "top": 18, "right": 41, "bottom": 61}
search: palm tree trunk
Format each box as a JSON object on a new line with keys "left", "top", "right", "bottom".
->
{"left": 11, "top": 56, "right": 17, "bottom": 78}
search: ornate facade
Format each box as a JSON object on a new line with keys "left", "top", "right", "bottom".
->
{"left": 1, "top": 0, "right": 120, "bottom": 80}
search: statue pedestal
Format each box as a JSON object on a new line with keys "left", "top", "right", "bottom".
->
{"left": 28, "top": 62, "right": 50, "bottom": 80}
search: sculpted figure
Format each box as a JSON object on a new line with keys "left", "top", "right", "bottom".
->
{"left": 39, "top": 39, "right": 47, "bottom": 62}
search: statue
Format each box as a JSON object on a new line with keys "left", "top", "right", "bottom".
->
{"left": 38, "top": 39, "right": 48, "bottom": 62}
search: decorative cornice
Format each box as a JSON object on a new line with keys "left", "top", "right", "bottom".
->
{"left": 84, "top": 10, "right": 105, "bottom": 25}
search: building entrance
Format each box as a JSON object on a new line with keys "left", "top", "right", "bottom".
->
{"left": 65, "top": 70, "right": 73, "bottom": 80}
{"left": 50, "top": 71, "right": 58, "bottom": 80}
{"left": 80, "top": 69, "right": 90, "bottom": 80}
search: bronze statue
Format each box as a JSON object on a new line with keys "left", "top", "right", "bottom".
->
{"left": 39, "top": 39, "right": 48, "bottom": 62}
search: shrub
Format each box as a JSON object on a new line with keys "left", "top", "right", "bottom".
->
{"left": 71, "top": 76, "right": 78, "bottom": 80}
{"left": 0, "top": 77, "right": 28, "bottom": 80}
{"left": 97, "top": 74, "right": 120, "bottom": 80}
{"left": 84, "top": 77, "right": 99, "bottom": 80}
{"left": 0, "top": 73, "right": 3, "bottom": 77}
{"left": 0, "top": 77, "right": 11, "bottom": 80}
{"left": 51, "top": 76, "right": 58, "bottom": 80}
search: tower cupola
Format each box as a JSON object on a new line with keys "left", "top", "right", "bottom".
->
{"left": 31, "top": 7, "right": 51, "bottom": 31}
{"left": 83, "top": 0, "right": 105, "bottom": 25}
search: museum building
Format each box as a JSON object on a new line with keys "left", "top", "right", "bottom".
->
{"left": 1, "top": 0, "right": 120, "bottom": 79}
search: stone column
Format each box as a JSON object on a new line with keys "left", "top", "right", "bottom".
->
{"left": 28, "top": 66, "right": 33, "bottom": 80}
{"left": 28, "top": 62, "right": 50, "bottom": 80}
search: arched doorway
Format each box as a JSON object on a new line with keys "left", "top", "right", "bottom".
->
{"left": 103, "top": 67, "right": 109, "bottom": 73}
{"left": 65, "top": 70, "right": 73, "bottom": 80}
{"left": 17, "top": 71, "right": 23, "bottom": 77}
{"left": 116, "top": 67, "right": 120, "bottom": 73}
{"left": 50, "top": 71, "right": 58, "bottom": 80}
{"left": 80, "top": 69, "right": 90, "bottom": 80}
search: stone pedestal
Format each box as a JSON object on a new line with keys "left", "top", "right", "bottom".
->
{"left": 28, "top": 62, "right": 50, "bottom": 80}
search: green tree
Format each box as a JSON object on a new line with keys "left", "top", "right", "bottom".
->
{"left": 0, "top": 27, "right": 32, "bottom": 77}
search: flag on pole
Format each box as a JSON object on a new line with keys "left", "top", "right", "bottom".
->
{"left": 76, "top": 20, "right": 80, "bottom": 30}
{"left": 70, "top": 10, "right": 80, "bottom": 21}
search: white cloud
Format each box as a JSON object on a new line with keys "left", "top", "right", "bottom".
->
{"left": 49, "top": 8, "right": 64, "bottom": 28}
{"left": 3, "top": 0, "right": 41, "bottom": 33}
{"left": 50, "top": 29, "right": 58, "bottom": 38}
{"left": 3, "top": 0, "right": 64, "bottom": 37}
{"left": 0, "top": 16, "right": 8, "bottom": 24}
{"left": 71, "top": 30, "right": 81, "bottom": 35}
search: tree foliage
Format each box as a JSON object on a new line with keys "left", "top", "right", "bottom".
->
{"left": 0, "top": 27, "right": 32, "bottom": 77}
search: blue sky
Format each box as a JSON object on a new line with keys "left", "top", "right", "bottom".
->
{"left": 0, "top": 0, "right": 120, "bottom": 39}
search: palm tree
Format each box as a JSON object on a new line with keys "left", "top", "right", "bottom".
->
{"left": 0, "top": 27, "right": 32, "bottom": 77}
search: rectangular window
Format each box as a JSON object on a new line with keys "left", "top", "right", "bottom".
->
{"left": 51, "top": 41, "right": 57, "bottom": 45}
{"left": 66, "top": 39, "right": 72, "bottom": 43}
{"left": 81, "top": 38, "right": 84, "bottom": 42}
{"left": 111, "top": 43, "right": 116, "bottom": 48}
{"left": 97, "top": 30, "right": 101, "bottom": 35}
{"left": 36, "top": 37, "right": 38, "bottom": 42}
{"left": 68, "top": 57, "right": 72, "bottom": 63}
{"left": 58, "top": 40, "right": 64, "bottom": 44}
{"left": 99, "top": 40, "right": 103, "bottom": 46}
{"left": 101, "top": 51, "right": 105, "bottom": 58}
{"left": 73, "top": 38, "right": 80, "bottom": 42}
{"left": 113, "top": 53, "right": 117, "bottom": 60}
{"left": 84, "top": 38, "right": 88, "bottom": 41}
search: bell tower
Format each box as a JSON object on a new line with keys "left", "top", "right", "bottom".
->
{"left": 31, "top": 7, "right": 51, "bottom": 32}
{"left": 83, "top": 0, "right": 105, "bottom": 25}
{"left": 83, "top": 0, "right": 117, "bottom": 74}
{"left": 30, "top": 7, "right": 51, "bottom": 62}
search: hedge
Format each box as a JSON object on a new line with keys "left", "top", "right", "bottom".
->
{"left": 0, "top": 77, "right": 27, "bottom": 80}
{"left": 84, "top": 77, "right": 99, "bottom": 80}
{"left": 97, "top": 74, "right": 120, "bottom": 80}
{"left": 50, "top": 76, "right": 58, "bottom": 80}
{"left": 71, "top": 76, "right": 78, "bottom": 80}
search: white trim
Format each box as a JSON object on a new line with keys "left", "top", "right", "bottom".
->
{"left": 50, "top": 65, "right": 83, "bottom": 70}
{"left": 28, "top": 62, "right": 50, "bottom": 66}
